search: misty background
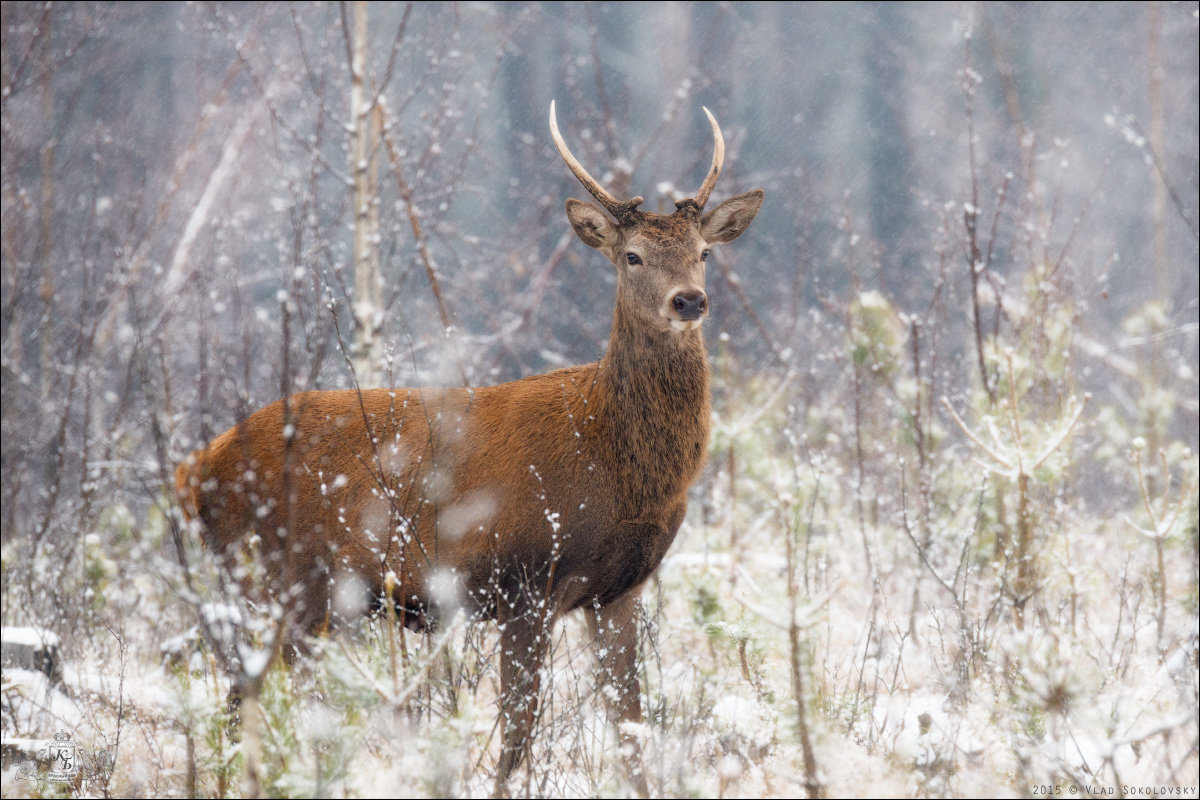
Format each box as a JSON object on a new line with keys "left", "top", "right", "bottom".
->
{"left": 5, "top": 3, "right": 1195, "bottom": 544}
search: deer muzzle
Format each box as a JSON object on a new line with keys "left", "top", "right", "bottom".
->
{"left": 671, "top": 290, "right": 708, "bottom": 321}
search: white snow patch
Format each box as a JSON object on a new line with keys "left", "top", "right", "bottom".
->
{"left": 1, "top": 627, "right": 60, "bottom": 648}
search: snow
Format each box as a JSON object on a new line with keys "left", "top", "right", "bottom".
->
{"left": 1, "top": 627, "right": 59, "bottom": 649}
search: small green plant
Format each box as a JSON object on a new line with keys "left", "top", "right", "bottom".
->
{"left": 943, "top": 350, "right": 1089, "bottom": 629}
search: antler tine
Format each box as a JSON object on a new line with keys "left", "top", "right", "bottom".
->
{"left": 693, "top": 106, "right": 725, "bottom": 209}
{"left": 550, "top": 101, "right": 641, "bottom": 219}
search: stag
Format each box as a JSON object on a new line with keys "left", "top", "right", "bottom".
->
{"left": 176, "top": 102, "right": 762, "bottom": 794}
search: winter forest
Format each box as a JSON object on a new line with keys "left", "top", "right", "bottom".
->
{"left": 1, "top": 2, "right": 1197, "bottom": 798}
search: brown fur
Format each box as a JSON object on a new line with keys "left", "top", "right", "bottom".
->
{"left": 176, "top": 114, "right": 763, "bottom": 795}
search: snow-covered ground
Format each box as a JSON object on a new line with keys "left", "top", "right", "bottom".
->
{"left": 3, "top": 483, "right": 1196, "bottom": 797}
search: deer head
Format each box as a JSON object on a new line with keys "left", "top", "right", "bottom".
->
{"left": 550, "top": 101, "right": 764, "bottom": 336}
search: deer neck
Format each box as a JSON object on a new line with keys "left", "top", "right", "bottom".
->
{"left": 594, "top": 303, "right": 712, "bottom": 505}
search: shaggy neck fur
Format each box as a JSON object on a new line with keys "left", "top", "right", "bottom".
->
{"left": 593, "top": 300, "right": 711, "bottom": 511}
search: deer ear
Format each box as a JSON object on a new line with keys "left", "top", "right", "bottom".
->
{"left": 566, "top": 199, "right": 618, "bottom": 250}
{"left": 701, "top": 189, "right": 763, "bottom": 244}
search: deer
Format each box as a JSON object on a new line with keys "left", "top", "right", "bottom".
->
{"left": 175, "top": 101, "right": 763, "bottom": 796}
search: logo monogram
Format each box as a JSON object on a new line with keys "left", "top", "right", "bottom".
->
{"left": 13, "top": 729, "right": 111, "bottom": 788}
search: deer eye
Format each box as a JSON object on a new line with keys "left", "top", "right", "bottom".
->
{"left": 625, "top": 252, "right": 642, "bottom": 266}
{"left": 701, "top": 249, "right": 711, "bottom": 262}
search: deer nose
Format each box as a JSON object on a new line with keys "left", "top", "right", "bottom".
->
{"left": 671, "top": 291, "right": 708, "bottom": 321}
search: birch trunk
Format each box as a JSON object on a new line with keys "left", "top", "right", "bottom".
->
{"left": 350, "top": 0, "right": 382, "bottom": 384}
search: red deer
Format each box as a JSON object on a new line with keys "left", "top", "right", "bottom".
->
{"left": 175, "top": 101, "right": 763, "bottom": 794}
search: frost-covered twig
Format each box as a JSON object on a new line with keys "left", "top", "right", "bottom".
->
{"left": 941, "top": 398, "right": 1012, "bottom": 470}
{"left": 1129, "top": 443, "right": 1197, "bottom": 652}
{"left": 334, "top": 611, "right": 466, "bottom": 713}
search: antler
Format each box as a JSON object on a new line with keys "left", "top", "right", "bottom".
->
{"left": 693, "top": 106, "right": 725, "bottom": 209}
{"left": 550, "top": 100, "right": 644, "bottom": 220}
{"left": 550, "top": 101, "right": 725, "bottom": 216}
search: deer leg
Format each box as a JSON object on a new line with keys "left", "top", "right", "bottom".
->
{"left": 492, "top": 608, "right": 551, "bottom": 798}
{"left": 587, "top": 590, "right": 650, "bottom": 797}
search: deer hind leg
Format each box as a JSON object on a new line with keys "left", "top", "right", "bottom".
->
{"left": 492, "top": 605, "right": 552, "bottom": 798}
{"left": 587, "top": 590, "right": 650, "bottom": 797}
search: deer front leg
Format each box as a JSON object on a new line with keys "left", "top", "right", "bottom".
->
{"left": 493, "top": 608, "right": 551, "bottom": 798}
{"left": 588, "top": 590, "right": 650, "bottom": 797}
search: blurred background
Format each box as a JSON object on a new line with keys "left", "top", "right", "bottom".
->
{"left": 2, "top": 3, "right": 1196, "bottom": 795}
{"left": 4, "top": 2, "right": 1196, "bottom": 531}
